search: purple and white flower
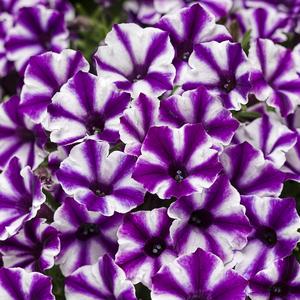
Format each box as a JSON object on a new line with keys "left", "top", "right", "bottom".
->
{"left": 156, "top": 4, "right": 231, "bottom": 83}
{"left": 120, "top": 93, "right": 160, "bottom": 156}
{"left": 133, "top": 124, "right": 222, "bottom": 199}
{"left": 0, "top": 13, "right": 13, "bottom": 77}
{"left": 94, "top": 23, "right": 176, "bottom": 97}
{"left": 0, "top": 157, "right": 46, "bottom": 240}
{"left": 57, "top": 139, "right": 145, "bottom": 215}
{"left": 249, "top": 38, "right": 300, "bottom": 116}
{"left": 65, "top": 255, "right": 136, "bottom": 300}
{"left": 0, "top": 96, "right": 47, "bottom": 170}
{"left": 53, "top": 197, "right": 122, "bottom": 276}
{"left": 159, "top": 86, "right": 239, "bottom": 146}
{"left": 0, "top": 267, "right": 54, "bottom": 299}
{"left": 116, "top": 207, "right": 177, "bottom": 287}
{"left": 47, "top": 71, "right": 130, "bottom": 145}
{"left": 20, "top": 49, "right": 89, "bottom": 124}
{"left": 6, "top": 5, "right": 69, "bottom": 73}
{"left": 235, "top": 195, "right": 300, "bottom": 279}
{"left": 234, "top": 114, "right": 297, "bottom": 168}
{"left": 152, "top": 248, "right": 247, "bottom": 300}
{"left": 220, "top": 142, "right": 285, "bottom": 197}
{"left": 0, "top": 218, "right": 60, "bottom": 272}
{"left": 0, "top": 0, "right": 44, "bottom": 15}
{"left": 235, "top": 7, "right": 292, "bottom": 42}
{"left": 248, "top": 255, "right": 300, "bottom": 300}
{"left": 168, "top": 175, "right": 251, "bottom": 262}
{"left": 183, "top": 41, "right": 251, "bottom": 110}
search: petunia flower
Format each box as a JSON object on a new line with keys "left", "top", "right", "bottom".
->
{"left": 168, "top": 175, "right": 251, "bottom": 262}
{"left": 249, "top": 38, "right": 300, "bottom": 116}
{"left": 20, "top": 49, "right": 89, "bottom": 124}
{"left": 235, "top": 195, "right": 300, "bottom": 279}
{"left": 57, "top": 139, "right": 145, "bottom": 215}
{"left": 0, "top": 218, "right": 60, "bottom": 272}
{"left": 235, "top": 7, "right": 292, "bottom": 43}
{"left": 47, "top": 71, "right": 130, "bottom": 145}
{"left": 0, "top": 0, "right": 44, "bottom": 15}
{"left": 283, "top": 115, "right": 300, "bottom": 181}
{"left": 183, "top": 41, "right": 251, "bottom": 110}
{"left": 157, "top": 4, "right": 231, "bottom": 83}
{"left": 159, "top": 86, "right": 239, "bottom": 146}
{"left": 234, "top": 114, "right": 297, "bottom": 168}
{"left": 152, "top": 248, "right": 247, "bottom": 300}
{"left": 65, "top": 255, "right": 136, "bottom": 300}
{"left": 52, "top": 197, "right": 122, "bottom": 276}
{"left": 0, "top": 157, "right": 46, "bottom": 240}
{"left": 115, "top": 207, "right": 177, "bottom": 287}
{"left": 220, "top": 142, "right": 285, "bottom": 197}
{"left": 0, "top": 267, "right": 54, "bottom": 299}
{"left": 248, "top": 255, "right": 300, "bottom": 300}
{"left": 94, "top": 23, "right": 176, "bottom": 98}
{"left": 120, "top": 93, "right": 160, "bottom": 156}
{"left": 0, "top": 96, "right": 47, "bottom": 170}
{"left": 5, "top": 5, "right": 69, "bottom": 73}
{"left": 133, "top": 124, "right": 222, "bottom": 199}
{"left": 0, "top": 13, "right": 13, "bottom": 77}
{"left": 126, "top": 0, "right": 233, "bottom": 24}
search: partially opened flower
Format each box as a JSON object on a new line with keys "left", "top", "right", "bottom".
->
{"left": 152, "top": 248, "right": 247, "bottom": 300}
{"left": 120, "top": 93, "right": 160, "bottom": 156}
{"left": 0, "top": 13, "right": 13, "bottom": 77}
{"left": 0, "top": 218, "right": 60, "bottom": 272}
{"left": 235, "top": 7, "right": 292, "bottom": 43}
{"left": 159, "top": 86, "right": 239, "bottom": 146}
{"left": 6, "top": 5, "right": 69, "bottom": 73}
{"left": 0, "top": 267, "right": 54, "bottom": 300}
{"left": 65, "top": 255, "right": 136, "bottom": 300}
{"left": 20, "top": 49, "right": 89, "bottom": 123}
{"left": 57, "top": 139, "right": 145, "bottom": 215}
{"left": 156, "top": 4, "right": 231, "bottom": 83}
{"left": 94, "top": 23, "right": 175, "bottom": 97}
{"left": 248, "top": 255, "right": 300, "bottom": 300}
{"left": 249, "top": 38, "right": 300, "bottom": 116}
{"left": 133, "top": 124, "right": 222, "bottom": 199}
{"left": 235, "top": 196, "right": 300, "bottom": 279}
{"left": 53, "top": 197, "right": 122, "bottom": 276}
{"left": 220, "top": 142, "right": 285, "bottom": 197}
{"left": 168, "top": 175, "right": 251, "bottom": 262}
{"left": 115, "top": 208, "right": 177, "bottom": 287}
{"left": 48, "top": 71, "right": 130, "bottom": 145}
{"left": 0, "top": 157, "right": 46, "bottom": 240}
{"left": 0, "top": 96, "right": 47, "bottom": 170}
{"left": 235, "top": 114, "right": 297, "bottom": 168}
{"left": 183, "top": 41, "right": 251, "bottom": 110}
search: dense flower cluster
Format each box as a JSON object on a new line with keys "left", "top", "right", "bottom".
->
{"left": 1, "top": 0, "right": 300, "bottom": 299}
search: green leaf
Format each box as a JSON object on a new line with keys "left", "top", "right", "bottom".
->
{"left": 45, "top": 265, "right": 66, "bottom": 300}
{"left": 241, "top": 30, "right": 251, "bottom": 55}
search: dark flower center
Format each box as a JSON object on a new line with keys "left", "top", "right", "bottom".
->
{"left": 16, "top": 127, "right": 35, "bottom": 142}
{"left": 85, "top": 113, "right": 105, "bottom": 135}
{"left": 89, "top": 182, "right": 112, "bottom": 196}
{"left": 168, "top": 164, "right": 188, "bottom": 183}
{"left": 221, "top": 76, "right": 236, "bottom": 93}
{"left": 76, "top": 223, "right": 99, "bottom": 241}
{"left": 270, "top": 282, "right": 289, "bottom": 296}
{"left": 188, "top": 209, "right": 213, "bottom": 229}
{"left": 129, "top": 65, "right": 148, "bottom": 83}
{"left": 256, "top": 226, "right": 277, "bottom": 247}
{"left": 144, "top": 237, "right": 166, "bottom": 257}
